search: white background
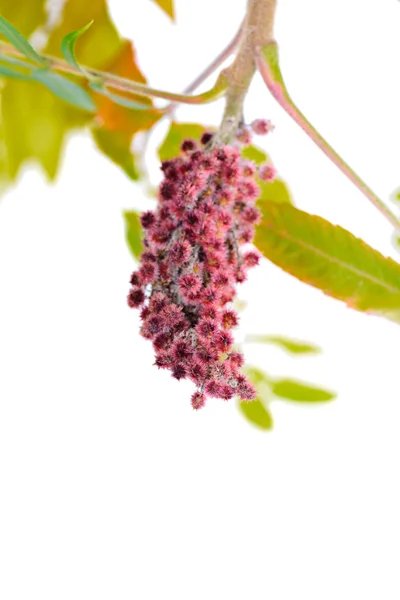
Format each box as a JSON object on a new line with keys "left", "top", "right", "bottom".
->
{"left": 1, "top": 0, "right": 400, "bottom": 598}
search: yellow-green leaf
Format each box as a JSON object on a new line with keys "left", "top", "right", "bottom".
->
{"left": 238, "top": 398, "right": 273, "bottom": 430}
{"left": 255, "top": 202, "right": 400, "bottom": 322}
{"left": 272, "top": 379, "right": 336, "bottom": 403}
{"left": 93, "top": 129, "right": 139, "bottom": 181}
{"left": 150, "top": 0, "right": 175, "bottom": 21}
{"left": 158, "top": 122, "right": 208, "bottom": 161}
{"left": 44, "top": 0, "right": 121, "bottom": 69}
{"left": 0, "top": 0, "right": 46, "bottom": 37}
{"left": 123, "top": 211, "right": 143, "bottom": 260}
{"left": 245, "top": 334, "right": 321, "bottom": 355}
{"left": 1, "top": 79, "right": 90, "bottom": 180}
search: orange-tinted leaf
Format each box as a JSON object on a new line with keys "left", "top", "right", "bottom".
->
{"left": 92, "top": 40, "right": 161, "bottom": 134}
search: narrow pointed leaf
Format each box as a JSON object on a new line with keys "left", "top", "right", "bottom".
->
{"left": 238, "top": 398, "right": 273, "bottom": 431}
{"left": 245, "top": 334, "right": 321, "bottom": 355}
{"left": 0, "top": 64, "right": 31, "bottom": 79}
{"left": 0, "top": 15, "right": 46, "bottom": 65}
{"left": 256, "top": 202, "right": 400, "bottom": 322}
{"left": 61, "top": 21, "right": 93, "bottom": 73}
{"left": 123, "top": 211, "right": 143, "bottom": 260}
{"left": 0, "top": 53, "right": 34, "bottom": 68}
{"left": 90, "top": 82, "right": 152, "bottom": 110}
{"left": 272, "top": 379, "right": 336, "bottom": 403}
{"left": 31, "top": 69, "right": 96, "bottom": 112}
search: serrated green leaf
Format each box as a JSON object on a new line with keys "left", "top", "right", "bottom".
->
{"left": 123, "top": 211, "right": 143, "bottom": 260}
{"left": 92, "top": 129, "right": 139, "bottom": 181}
{"left": 90, "top": 82, "right": 152, "bottom": 110}
{"left": 150, "top": 0, "right": 175, "bottom": 20}
{"left": 255, "top": 202, "right": 400, "bottom": 322}
{"left": 31, "top": 69, "right": 96, "bottom": 112}
{"left": 0, "top": 15, "right": 46, "bottom": 65}
{"left": 272, "top": 379, "right": 336, "bottom": 403}
{"left": 245, "top": 334, "right": 321, "bottom": 355}
{"left": 238, "top": 398, "right": 273, "bottom": 430}
{"left": 158, "top": 122, "right": 209, "bottom": 161}
{"left": 61, "top": 21, "right": 93, "bottom": 73}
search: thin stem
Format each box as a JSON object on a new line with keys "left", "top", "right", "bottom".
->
{"left": 0, "top": 42, "right": 228, "bottom": 106}
{"left": 165, "top": 20, "right": 244, "bottom": 118}
{"left": 256, "top": 43, "right": 400, "bottom": 231}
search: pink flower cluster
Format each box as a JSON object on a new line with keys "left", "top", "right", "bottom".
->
{"left": 127, "top": 131, "right": 271, "bottom": 410}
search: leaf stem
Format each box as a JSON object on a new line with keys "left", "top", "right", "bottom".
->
{"left": 0, "top": 42, "right": 228, "bottom": 106}
{"left": 256, "top": 43, "right": 400, "bottom": 231}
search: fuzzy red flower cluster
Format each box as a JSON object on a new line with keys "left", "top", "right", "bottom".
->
{"left": 128, "top": 133, "right": 269, "bottom": 410}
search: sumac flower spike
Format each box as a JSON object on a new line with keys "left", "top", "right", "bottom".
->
{"left": 127, "top": 135, "right": 267, "bottom": 409}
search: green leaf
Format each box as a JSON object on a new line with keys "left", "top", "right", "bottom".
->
{"left": 0, "top": 63, "right": 31, "bottom": 79}
{"left": 158, "top": 121, "right": 209, "bottom": 161}
{"left": 258, "top": 177, "right": 293, "bottom": 206}
{"left": 92, "top": 128, "right": 139, "bottom": 181}
{"left": 245, "top": 334, "right": 321, "bottom": 355}
{"left": 238, "top": 398, "right": 273, "bottom": 431}
{"left": 123, "top": 211, "right": 143, "bottom": 260}
{"left": 272, "top": 379, "right": 336, "bottom": 403}
{"left": 61, "top": 21, "right": 93, "bottom": 73}
{"left": 150, "top": 0, "right": 175, "bottom": 20}
{"left": 31, "top": 69, "right": 96, "bottom": 112}
{"left": 0, "top": 52, "right": 34, "bottom": 68}
{"left": 0, "top": 15, "right": 46, "bottom": 65}
{"left": 90, "top": 82, "right": 152, "bottom": 110}
{"left": 241, "top": 144, "right": 267, "bottom": 165}
{"left": 255, "top": 202, "right": 400, "bottom": 322}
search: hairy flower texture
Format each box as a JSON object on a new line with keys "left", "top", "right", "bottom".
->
{"left": 127, "top": 136, "right": 264, "bottom": 409}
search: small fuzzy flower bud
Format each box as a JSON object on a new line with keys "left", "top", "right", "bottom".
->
{"left": 200, "top": 132, "right": 214, "bottom": 145}
{"left": 181, "top": 139, "right": 197, "bottom": 153}
{"left": 140, "top": 211, "right": 156, "bottom": 229}
{"left": 259, "top": 163, "right": 277, "bottom": 182}
{"left": 236, "top": 127, "right": 252, "bottom": 146}
{"left": 191, "top": 391, "right": 206, "bottom": 410}
{"left": 251, "top": 119, "right": 274, "bottom": 136}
